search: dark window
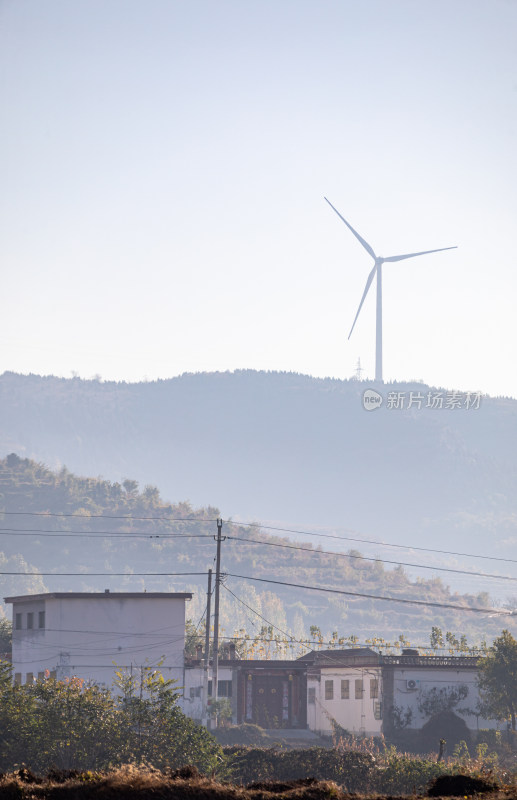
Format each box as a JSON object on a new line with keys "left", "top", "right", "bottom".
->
{"left": 341, "top": 679, "right": 350, "bottom": 699}
{"left": 15, "top": 613, "right": 22, "bottom": 630}
{"left": 208, "top": 679, "right": 232, "bottom": 697}
{"left": 325, "top": 680, "right": 334, "bottom": 700}
{"left": 370, "top": 678, "right": 379, "bottom": 699}
{"left": 38, "top": 611, "right": 45, "bottom": 629}
{"left": 27, "top": 613, "right": 33, "bottom": 630}
{"left": 355, "top": 679, "right": 363, "bottom": 699}
{"left": 308, "top": 687, "right": 316, "bottom": 703}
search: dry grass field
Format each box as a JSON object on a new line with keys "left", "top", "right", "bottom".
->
{"left": 0, "top": 765, "right": 514, "bottom": 800}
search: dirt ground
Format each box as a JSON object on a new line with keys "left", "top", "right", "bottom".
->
{"left": 0, "top": 766, "right": 516, "bottom": 800}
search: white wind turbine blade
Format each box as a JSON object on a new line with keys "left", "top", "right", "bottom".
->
{"left": 324, "top": 197, "right": 377, "bottom": 260}
{"left": 383, "top": 246, "right": 457, "bottom": 263}
{"left": 348, "top": 264, "right": 377, "bottom": 340}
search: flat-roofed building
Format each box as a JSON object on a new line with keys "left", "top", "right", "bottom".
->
{"left": 299, "top": 648, "right": 383, "bottom": 736}
{"left": 5, "top": 591, "right": 192, "bottom": 696}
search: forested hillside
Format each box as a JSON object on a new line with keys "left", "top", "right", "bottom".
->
{"left": 0, "top": 370, "right": 516, "bottom": 578}
{"left": 0, "top": 456, "right": 514, "bottom": 651}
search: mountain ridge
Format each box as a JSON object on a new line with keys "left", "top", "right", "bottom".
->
{"left": 0, "top": 369, "right": 516, "bottom": 583}
{"left": 0, "top": 454, "right": 512, "bottom": 648}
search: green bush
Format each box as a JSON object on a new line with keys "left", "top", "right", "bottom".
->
{"left": 214, "top": 723, "right": 272, "bottom": 746}
{"left": 0, "top": 666, "right": 222, "bottom": 774}
{"left": 477, "top": 729, "right": 502, "bottom": 748}
{"left": 224, "top": 746, "right": 376, "bottom": 789}
{"left": 374, "top": 749, "right": 455, "bottom": 794}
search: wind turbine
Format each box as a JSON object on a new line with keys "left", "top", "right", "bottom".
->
{"left": 324, "top": 197, "right": 457, "bottom": 383}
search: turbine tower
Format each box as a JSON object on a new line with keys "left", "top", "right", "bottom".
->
{"left": 324, "top": 198, "right": 457, "bottom": 383}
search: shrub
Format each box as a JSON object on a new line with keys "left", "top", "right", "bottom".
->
{"left": 0, "top": 668, "right": 223, "bottom": 774}
{"left": 225, "top": 747, "right": 376, "bottom": 790}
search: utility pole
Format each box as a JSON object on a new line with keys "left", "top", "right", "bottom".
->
{"left": 202, "top": 568, "right": 212, "bottom": 729}
{"left": 212, "top": 518, "right": 224, "bottom": 726}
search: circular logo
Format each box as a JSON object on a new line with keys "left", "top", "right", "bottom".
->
{"left": 362, "top": 388, "right": 383, "bottom": 412}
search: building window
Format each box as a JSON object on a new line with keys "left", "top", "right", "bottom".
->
{"left": 38, "top": 611, "right": 45, "bottom": 629}
{"left": 355, "top": 679, "right": 363, "bottom": 699}
{"left": 49, "top": 671, "right": 57, "bottom": 680}
{"left": 26, "top": 672, "right": 34, "bottom": 684}
{"left": 341, "top": 679, "right": 350, "bottom": 699}
{"left": 308, "top": 687, "right": 316, "bottom": 704}
{"left": 14, "top": 673, "right": 21, "bottom": 685}
{"left": 15, "top": 613, "right": 22, "bottom": 630}
{"left": 190, "top": 686, "right": 202, "bottom": 698}
{"left": 325, "top": 680, "right": 334, "bottom": 700}
{"left": 27, "top": 613, "right": 34, "bottom": 630}
{"left": 374, "top": 700, "right": 382, "bottom": 720}
{"left": 370, "top": 678, "right": 379, "bottom": 699}
{"left": 207, "top": 680, "right": 232, "bottom": 697}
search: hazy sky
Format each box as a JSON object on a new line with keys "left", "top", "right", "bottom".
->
{"left": 1, "top": 0, "right": 516, "bottom": 397}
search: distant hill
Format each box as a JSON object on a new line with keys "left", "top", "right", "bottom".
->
{"left": 0, "top": 455, "right": 514, "bottom": 648}
{"left": 0, "top": 370, "right": 516, "bottom": 578}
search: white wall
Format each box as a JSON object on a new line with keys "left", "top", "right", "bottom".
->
{"left": 391, "top": 667, "right": 499, "bottom": 731}
{"left": 11, "top": 594, "right": 188, "bottom": 697}
{"left": 183, "top": 665, "right": 234, "bottom": 722}
{"left": 307, "top": 667, "right": 383, "bottom": 736}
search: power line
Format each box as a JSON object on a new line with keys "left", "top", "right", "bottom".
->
{"left": 12, "top": 621, "right": 186, "bottom": 638}
{"left": 0, "top": 528, "right": 213, "bottom": 539}
{"left": 222, "top": 583, "right": 310, "bottom": 651}
{"left": 226, "top": 534, "right": 517, "bottom": 583}
{"left": 0, "top": 571, "right": 209, "bottom": 577}
{"left": 3, "top": 525, "right": 513, "bottom": 583}
{"left": 225, "top": 572, "right": 511, "bottom": 616}
{"left": 225, "top": 519, "right": 517, "bottom": 566}
{"left": 2, "top": 567, "right": 512, "bottom": 615}
{"left": 11, "top": 641, "right": 187, "bottom": 665}
{"left": 2, "top": 510, "right": 514, "bottom": 567}
{"left": 213, "top": 635, "right": 486, "bottom": 656}
{"left": 8, "top": 628, "right": 488, "bottom": 658}
{"left": 0, "top": 511, "right": 217, "bottom": 522}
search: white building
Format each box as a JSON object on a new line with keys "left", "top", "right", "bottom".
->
{"left": 382, "top": 651, "right": 499, "bottom": 734}
{"left": 183, "top": 662, "right": 235, "bottom": 723}
{"left": 300, "top": 648, "right": 383, "bottom": 736}
{"left": 296, "top": 648, "right": 499, "bottom": 738}
{"left": 5, "top": 591, "right": 192, "bottom": 699}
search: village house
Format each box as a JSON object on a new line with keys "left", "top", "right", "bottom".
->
{"left": 300, "top": 647, "right": 383, "bottom": 736}
{"left": 183, "top": 650, "right": 235, "bottom": 724}
{"left": 3, "top": 594, "right": 503, "bottom": 735}
{"left": 184, "top": 651, "right": 307, "bottom": 728}
{"left": 5, "top": 591, "right": 192, "bottom": 706}
{"left": 184, "top": 646, "right": 501, "bottom": 736}
{"left": 381, "top": 650, "right": 499, "bottom": 735}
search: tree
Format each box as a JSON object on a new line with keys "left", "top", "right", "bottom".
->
{"left": 0, "top": 667, "right": 222, "bottom": 773}
{"left": 430, "top": 626, "right": 444, "bottom": 649}
{"left": 122, "top": 478, "right": 139, "bottom": 495}
{"left": 0, "top": 619, "right": 12, "bottom": 654}
{"left": 114, "top": 662, "right": 222, "bottom": 771}
{"left": 477, "top": 629, "right": 517, "bottom": 730}
{"left": 184, "top": 619, "right": 206, "bottom": 659}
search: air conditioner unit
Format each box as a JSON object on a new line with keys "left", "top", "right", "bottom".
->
{"left": 406, "top": 679, "right": 420, "bottom": 691}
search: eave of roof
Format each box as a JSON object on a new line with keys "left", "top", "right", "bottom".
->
{"left": 4, "top": 592, "right": 193, "bottom": 603}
